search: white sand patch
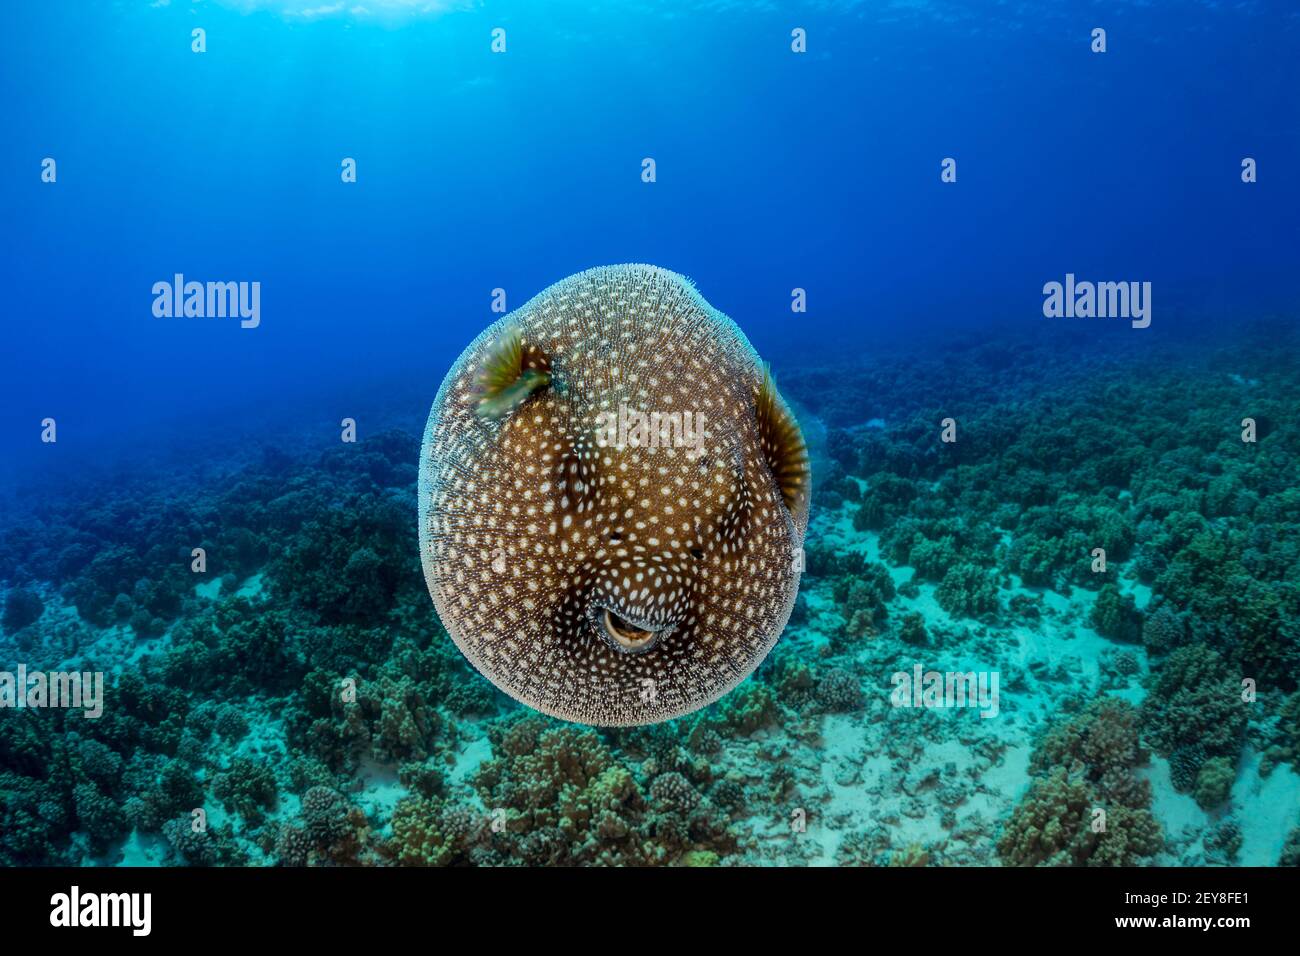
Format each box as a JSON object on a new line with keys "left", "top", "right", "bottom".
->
{"left": 449, "top": 735, "right": 492, "bottom": 786}
{"left": 235, "top": 573, "right": 265, "bottom": 599}
{"left": 355, "top": 756, "right": 406, "bottom": 829}
{"left": 982, "top": 742, "right": 1033, "bottom": 804}
{"left": 888, "top": 562, "right": 916, "bottom": 589}
{"left": 115, "top": 832, "right": 168, "bottom": 866}
{"left": 236, "top": 709, "right": 287, "bottom": 760}
{"left": 195, "top": 578, "right": 222, "bottom": 600}
{"left": 1007, "top": 622, "right": 1111, "bottom": 690}
{"left": 1142, "top": 755, "right": 1207, "bottom": 859}
{"left": 1003, "top": 581, "right": 1073, "bottom": 615}
{"left": 1126, "top": 581, "right": 1153, "bottom": 611}
{"left": 1235, "top": 749, "right": 1300, "bottom": 866}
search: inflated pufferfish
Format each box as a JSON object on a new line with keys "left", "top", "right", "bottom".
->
{"left": 419, "top": 264, "right": 810, "bottom": 726}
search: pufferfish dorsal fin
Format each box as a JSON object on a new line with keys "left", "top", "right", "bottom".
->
{"left": 474, "top": 326, "right": 552, "bottom": 420}
{"left": 755, "top": 364, "right": 810, "bottom": 517}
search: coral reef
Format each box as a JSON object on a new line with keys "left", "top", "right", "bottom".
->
{"left": 2, "top": 587, "right": 44, "bottom": 633}
{"left": 1141, "top": 645, "right": 1247, "bottom": 764}
{"left": 1280, "top": 826, "right": 1300, "bottom": 867}
{"left": 1260, "top": 690, "right": 1300, "bottom": 776}
{"left": 999, "top": 699, "right": 1162, "bottom": 866}
{"left": 1089, "top": 585, "right": 1141, "bottom": 642}
{"left": 935, "top": 563, "right": 999, "bottom": 618}
{"left": 448, "top": 715, "right": 736, "bottom": 866}
{"left": 1192, "top": 757, "right": 1235, "bottom": 810}
{"left": 815, "top": 668, "right": 863, "bottom": 712}
{"left": 3, "top": 321, "right": 1298, "bottom": 868}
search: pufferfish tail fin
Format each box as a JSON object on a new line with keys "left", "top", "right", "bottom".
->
{"left": 474, "top": 326, "right": 552, "bottom": 420}
{"left": 755, "top": 364, "right": 810, "bottom": 518}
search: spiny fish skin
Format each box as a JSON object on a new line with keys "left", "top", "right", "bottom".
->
{"left": 419, "top": 265, "right": 809, "bottom": 726}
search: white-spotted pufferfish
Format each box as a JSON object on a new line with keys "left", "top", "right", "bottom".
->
{"left": 418, "top": 265, "right": 810, "bottom": 726}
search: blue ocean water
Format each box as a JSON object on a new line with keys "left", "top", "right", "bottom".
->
{"left": 1, "top": 0, "right": 1299, "bottom": 870}
{"left": 2, "top": 0, "right": 1295, "bottom": 474}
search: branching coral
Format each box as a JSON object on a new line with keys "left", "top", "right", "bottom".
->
{"left": 1193, "top": 757, "right": 1235, "bottom": 810}
{"left": 464, "top": 717, "right": 735, "bottom": 867}
{"left": 387, "top": 795, "right": 486, "bottom": 866}
{"left": 1168, "top": 745, "right": 1207, "bottom": 793}
{"left": 271, "top": 786, "right": 368, "bottom": 866}
{"left": 1260, "top": 690, "right": 1300, "bottom": 776}
{"left": 832, "top": 562, "right": 896, "bottom": 638}
{"left": 767, "top": 653, "right": 816, "bottom": 709}
{"left": 212, "top": 757, "right": 277, "bottom": 825}
{"left": 711, "top": 681, "right": 780, "bottom": 735}
{"left": 1204, "top": 818, "right": 1242, "bottom": 864}
{"left": 2, "top": 587, "right": 44, "bottom": 632}
{"left": 1000, "top": 698, "right": 1162, "bottom": 866}
{"left": 815, "top": 668, "right": 863, "bottom": 712}
{"left": 1141, "top": 604, "right": 1187, "bottom": 655}
{"left": 1141, "top": 644, "right": 1247, "bottom": 762}
{"left": 1031, "top": 698, "right": 1151, "bottom": 806}
{"left": 73, "top": 783, "right": 129, "bottom": 854}
{"left": 897, "top": 610, "right": 929, "bottom": 646}
{"left": 997, "top": 767, "right": 1161, "bottom": 867}
{"left": 935, "top": 563, "right": 999, "bottom": 618}
{"left": 649, "top": 772, "right": 701, "bottom": 815}
{"left": 1089, "top": 584, "right": 1142, "bottom": 642}
{"left": 161, "top": 816, "right": 246, "bottom": 866}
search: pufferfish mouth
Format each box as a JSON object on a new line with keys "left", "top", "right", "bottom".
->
{"left": 598, "top": 608, "right": 666, "bottom": 654}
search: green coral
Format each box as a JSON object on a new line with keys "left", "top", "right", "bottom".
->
{"left": 1031, "top": 698, "right": 1150, "bottom": 804}
{"left": 1193, "top": 756, "right": 1235, "bottom": 810}
{"left": 2, "top": 587, "right": 44, "bottom": 632}
{"left": 1280, "top": 826, "right": 1300, "bottom": 866}
{"left": 1141, "top": 604, "right": 1186, "bottom": 655}
{"left": 998, "top": 769, "right": 1162, "bottom": 867}
{"left": 73, "top": 784, "right": 129, "bottom": 854}
{"left": 832, "top": 561, "right": 896, "bottom": 638}
{"left": 1089, "top": 584, "right": 1142, "bottom": 642}
{"left": 935, "top": 563, "right": 999, "bottom": 618}
{"left": 212, "top": 757, "right": 277, "bottom": 825}
{"left": 1000, "top": 698, "right": 1162, "bottom": 866}
{"left": 1260, "top": 690, "right": 1300, "bottom": 775}
{"left": 464, "top": 717, "right": 735, "bottom": 866}
{"left": 388, "top": 796, "right": 486, "bottom": 866}
{"left": 1141, "top": 644, "right": 1247, "bottom": 761}
{"left": 897, "top": 610, "right": 929, "bottom": 646}
{"left": 713, "top": 681, "right": 779, "bottom": 735}
{"left": 908, "top": 534, "right": 961, "bottom": 581}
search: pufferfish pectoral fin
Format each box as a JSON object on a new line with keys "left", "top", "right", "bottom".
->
{"left": 755, "top": 364, "right": 810, "bottom": 520}
{"left": 474, "top": 325, "right": 552, "bottom": 420}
